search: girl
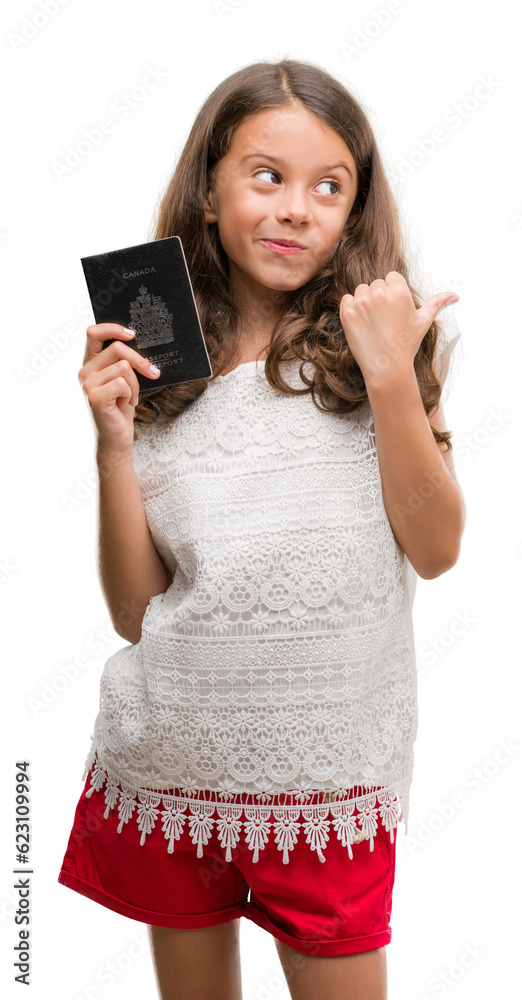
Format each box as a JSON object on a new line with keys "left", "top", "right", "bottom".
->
{"left": 58, "top": 59, "right": 465, "bottom": 1000}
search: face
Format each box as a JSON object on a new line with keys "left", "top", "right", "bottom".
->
{"left": 204, "top": 103, "right": 359, "bottom": 326}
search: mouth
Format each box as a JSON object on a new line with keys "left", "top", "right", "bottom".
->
{"left": 259, "top": 238, "right": 307, "bottom": 255}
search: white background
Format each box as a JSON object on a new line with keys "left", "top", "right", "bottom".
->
{"left": 1, "top": 0, "right": 520, "bottom": 998}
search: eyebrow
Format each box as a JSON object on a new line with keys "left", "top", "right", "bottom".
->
{"left": 240, "top": 152, "right": 354, "bottom": 179}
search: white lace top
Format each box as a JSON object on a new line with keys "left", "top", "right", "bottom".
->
{"left": 83, "top": 335, "right": 461, "bottom": 865}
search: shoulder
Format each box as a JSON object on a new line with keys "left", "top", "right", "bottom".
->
{"left": 435, "top": 331, "right": 462, "bottom": 386}
{"left": 134, "top": 412, "right": 174, "bottom": 443}
{"left": 132, "top": 413, "right": 176, "bottom": 475}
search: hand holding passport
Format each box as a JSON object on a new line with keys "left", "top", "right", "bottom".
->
{"left": 81, "top": 236, "right": 212, "bottom": 392}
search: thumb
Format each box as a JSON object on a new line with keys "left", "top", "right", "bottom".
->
{"left": 418, "top": 292, "right": 459, "bottom": 326}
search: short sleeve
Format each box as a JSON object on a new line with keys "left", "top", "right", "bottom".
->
{"left": 436, "top": 332, "right": 462, "bottom": 389}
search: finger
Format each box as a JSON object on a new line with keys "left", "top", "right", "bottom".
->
{"left": 430, "top": 292, "right": 459, "bottom": 309}
{"left": 418, "top": 293, "right": 459, "bottom": 326}
{"left": 83, "top": 358, "right": 142, "bottom": 408}
{"left": 88, "top": 322, "right": 136, "bottom": 338}
{"left": 79, "top": 339, "right": 161, "bottom": 391}
{"left": 88, "top": 375, "right": 134, "bottom": 414}
{"left": 83, "top": 323, "right": 136, "bottom": 365}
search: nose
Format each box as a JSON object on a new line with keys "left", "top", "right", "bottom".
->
{"left": 274, "top": 184, "right": 313, "bottom": 225}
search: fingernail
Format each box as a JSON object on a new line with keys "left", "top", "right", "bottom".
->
{"left": 149, "top": 364, "right": 161, "bottom": 375}
{"left": 447, "top": 295, "right": 459, "bottom": 304}
{"left": 123, "top": 327, "right": 135, "bottom": 336}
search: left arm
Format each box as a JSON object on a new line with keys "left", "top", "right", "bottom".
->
{"left": 339, "top": 270, "right": 466, "bottom": 580}
{"left": 366, "top": 367, "right": 466, "bottom": 579}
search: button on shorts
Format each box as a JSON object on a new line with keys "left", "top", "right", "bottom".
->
{"left": 58, "top": 769, "right": 397, "bottom": 957}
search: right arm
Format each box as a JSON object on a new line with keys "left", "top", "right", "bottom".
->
{"left": 78, "top": 322, "right": 173, "bottom": 645}
{"left": 96, "top": 444, "right": 173, "bottom": 644}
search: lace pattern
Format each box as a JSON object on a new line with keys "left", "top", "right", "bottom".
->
{"left": 82, "top": 749, "right": 408, "bottom": 864}
{"left": 80, "top": 350, "right": 462, "bottom": 863}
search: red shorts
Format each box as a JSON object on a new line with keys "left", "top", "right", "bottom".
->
{"left": 58, "top": 769, "right": 397, "bottom": 957}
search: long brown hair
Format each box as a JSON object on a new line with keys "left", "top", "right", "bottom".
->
{"left": 135, "top": 58, "right": 456, "bottom": 451}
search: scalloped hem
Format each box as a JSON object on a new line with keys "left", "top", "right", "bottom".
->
{"left": 82, "top": 749, "right": 407, "bottom": 864}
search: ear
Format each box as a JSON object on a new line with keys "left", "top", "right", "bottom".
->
{"left": 203, "top": 185, "right": 218, "bottom": 224}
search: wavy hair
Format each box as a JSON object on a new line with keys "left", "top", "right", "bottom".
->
{"left": 134, "top": 58, "right": 455, "bottom": 451}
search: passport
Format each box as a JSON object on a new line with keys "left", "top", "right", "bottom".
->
{"left": 80, "top": 236, "right": 212, "bottom": 391}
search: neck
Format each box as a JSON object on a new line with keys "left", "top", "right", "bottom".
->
{"left": 228, "top": 265, "right": 292, "bottom": 342}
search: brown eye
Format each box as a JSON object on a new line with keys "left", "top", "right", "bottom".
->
{"left": 316, "top": 180, "right": 341, "bottom": 195}
{"left": 253, "top": 168, "right": 279, "bottom": 183}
